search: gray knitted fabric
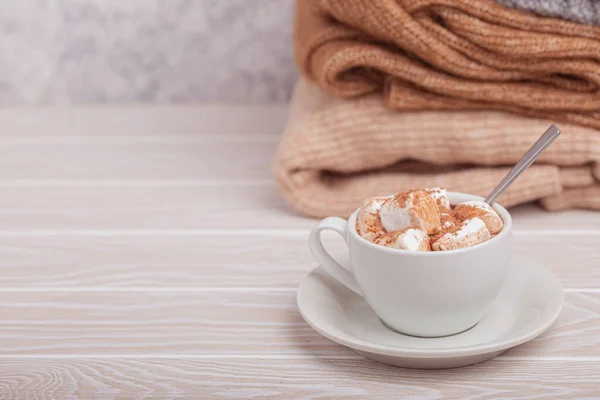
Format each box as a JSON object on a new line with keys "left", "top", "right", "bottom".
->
{"left": 496, "top": 0, "right": 600, "bottom": 25}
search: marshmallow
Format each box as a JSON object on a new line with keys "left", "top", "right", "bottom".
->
{"left": 377, "top": 228, "right": 431, "bottom": 251}
{"left": 356, "top": 196, "right": 388, "bottom": 242}
{"left": 378, "top": 190, "right": 441, "bottom": 235}
{"left": 432, "top": 218, "right": 491, "bottom": 251}
{"left": 453, "top": 201, "right": 504, "bottom": 234}
{"left": 426, "top": 187, "right": 450, "bottom": 209}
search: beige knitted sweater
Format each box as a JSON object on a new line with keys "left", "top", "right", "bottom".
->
{"left": 296, "top": 0, "right": 600, "bottom": 130}
{"left": 273, "top": 81, "right": 600, "bottom": 218}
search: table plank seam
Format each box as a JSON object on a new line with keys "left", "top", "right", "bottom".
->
{"left": 0, "top": 179, "right": 275, "bottom": 187}
{"left": 0, "top": 286, "right": 592, "bottom": 292}
{"left": 0, "top": 135, "right": 280, "bottom": 144}
{"left": 0, "top": 354, "right": 596, "bottom": 361}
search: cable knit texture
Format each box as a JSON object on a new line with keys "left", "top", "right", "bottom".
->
{"left": 496, "top": 0, "right": 600, "bottom": 26}
{"left": 273, "top": 81, "right": 600, "bottom": 218}
{"left": 295, "top": 0, "right": 600, "bottom": 129}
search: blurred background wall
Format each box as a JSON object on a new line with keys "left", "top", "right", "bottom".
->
{"left": 0, "top": 0, "right": 297, "bottom": 105}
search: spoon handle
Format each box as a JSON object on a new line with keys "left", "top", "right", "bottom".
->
{"left": 485, "top": 124, "right": 561, "bottom": 205}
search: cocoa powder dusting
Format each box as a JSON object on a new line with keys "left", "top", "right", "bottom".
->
{"left": 356, "top": 188, "right": 496, "bottom": 251}
{"left": 362, "top": 211, "right": 386, "bottom": 243}
{"left": 421, "top": 236, "right": 432, "bottom": 251}
{"left": 410, "top": 190, "right": 441, "bottom": 234}
{"left": 394, "top": 190, "right": 413, "bottom": 207}
{"left": 430, "top": 217, "right": 461, "bottom": 243}
{"left": 438, "top": 205, "right": 452, "bottom": 214}
{"left": 378, "top": 228, "right": 410, "bottom": 245}
{"left": 440, "top": 212, "right": 455, "bottom": 226}
{"left": 453, "top": 204, "right": 486, "bottom": 222}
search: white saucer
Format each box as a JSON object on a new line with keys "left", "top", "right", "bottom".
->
{"left": 297, "top": 255, "right": 563, "bottom": 369}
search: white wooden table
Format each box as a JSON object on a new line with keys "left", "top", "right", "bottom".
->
{"left": 0, "top": 105, "right": 599, "bottom": 398}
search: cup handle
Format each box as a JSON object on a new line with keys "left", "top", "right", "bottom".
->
{"left": 309, "top": 217, "right": 363, "bottom": 296}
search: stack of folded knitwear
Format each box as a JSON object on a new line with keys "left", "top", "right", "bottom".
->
{"left": 272, "top": 0, "right": 600, "bottom": 218}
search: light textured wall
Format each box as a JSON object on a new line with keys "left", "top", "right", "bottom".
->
{"left": 0, "top": 0, "right": 297, "bottom": 105}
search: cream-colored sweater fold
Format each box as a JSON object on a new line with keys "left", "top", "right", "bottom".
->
{"left": 273, "top": 81, "right": 600, "bottom": 218}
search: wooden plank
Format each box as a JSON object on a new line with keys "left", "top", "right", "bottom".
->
{"left": 0, "top": 291, "right": 594, "bottom": 356}
{"left": 0, "top": 105, "right": 288, "bottom": 137}
{"left": 510, "top": 204, "right": 600, "bottom": 232}
{"left": 509, "top": 292, "right": 600, "bottom": 358}
{"left": 0, "top": 186, "right": 314, "bottom": 230}
{"left": 0, "top": 142, "right": 276, "bottom": 180}
{"left": 1, "top": 185, "right": 600, "bottom": 230}
{"left": 0, "top": 234, "right": 596, "bottom": 289}
{"left": 515, "top": 235, "right": 600, "bottom": 288}
{"left": 0, "top": 234, "right": 328, "bottom": 288}
{"left": 0, "top": 291, "right": 321, "bottom": 356}
{"left": 0, "top": 358, "right": 598, "bottom": 399}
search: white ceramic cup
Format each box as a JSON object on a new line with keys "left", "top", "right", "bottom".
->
{"left": 309, "top": 192, "right": 513, "bottom": 337}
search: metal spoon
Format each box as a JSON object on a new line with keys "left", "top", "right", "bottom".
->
{"left": 485, "top": 124, "right": 561, "bottom": 205}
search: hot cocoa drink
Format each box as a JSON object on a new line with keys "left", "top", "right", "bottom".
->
{"left": 356, "top": 188, "right": 504, "bottom": 251}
